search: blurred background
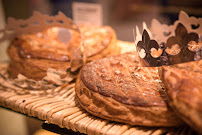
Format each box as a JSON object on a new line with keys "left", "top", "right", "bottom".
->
{"left": 2, "top": 0, "right": 202, "bottom": 41}
{"left": 0, "top": 0, "right": 202, "bottom": 134}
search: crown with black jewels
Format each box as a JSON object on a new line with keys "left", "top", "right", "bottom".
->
{"left": 135, "top": 11, "right": 202, "bottom": 67}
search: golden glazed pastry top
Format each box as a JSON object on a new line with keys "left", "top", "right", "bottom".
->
{"left": 14, "top": 25, "right": 115, "bottom": 61}
{"left": 161, "top": 59, "right": 202, "bottom": 133}
{"left": 80, "top": 52, "right": 167, "bottom": 107}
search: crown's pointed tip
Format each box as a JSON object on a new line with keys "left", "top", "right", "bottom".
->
{"left": 179, "top": 10, "right": 186, "bottom": 15}
{"left": 58, "top": 11, "right": 65, "bottom": 16}
{"left": 177, "top": 22, "right": 183, "bottom": 26}
{"left": 176, "top": 23, "right": 186, "bottom": 31}
{"left": 136, "top": 25, "right": 139, "bottom": 31}
{"left": 151, "top": 18, "right": 157, "bottom": 22}
{"left": 179, "top": 10, "right": 189, "bottom": 20}
{"left": 143, "top": 29, "right": 148, "bottom": 34}
{"left": 143, "top": 22, "right": 147, "bottom": 28}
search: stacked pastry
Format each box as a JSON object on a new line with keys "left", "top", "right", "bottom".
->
{"left": 7, "top": 25, "right": 120, "bottom": 80}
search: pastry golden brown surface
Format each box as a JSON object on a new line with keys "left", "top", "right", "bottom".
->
{"left": 80, "top": 24, "right": 120, "bottom": 61}
{"left": 75, "top": 52, "right": 183, "bottom": 127}
{"left": 161, "top": 60, "right": 202, "bottom": 134}
{"left": 7, "top": 25, "right": 120, "bottom": 80}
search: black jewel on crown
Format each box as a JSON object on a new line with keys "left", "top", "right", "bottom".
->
{"left": 137, "top": 23, "right": 202, "bottom": 67}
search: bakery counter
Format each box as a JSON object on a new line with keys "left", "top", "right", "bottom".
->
{"left": 0, "top": 63, "right": 196, "bottom": 135}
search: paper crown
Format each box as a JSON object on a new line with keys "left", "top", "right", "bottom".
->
{"left": 135, "top": 11, "right": 202, "bottom": 67}
{"left": 0, "top": 11, "right": 81, "bottom": 42}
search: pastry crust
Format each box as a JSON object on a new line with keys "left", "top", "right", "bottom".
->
{"left": 75, "top": 52, "right": 183, "bottom": 126}
{"left": 161, "top": 60, "right": 202, "bottom": 133}
{"left": 7, "top": 42, "right": 70, "bottom": 80}
{"left": 7, "top": 25, "right": 120, "bottom": 80}
{"left": 80, "top": 25, "right": 120, "bottom": 61}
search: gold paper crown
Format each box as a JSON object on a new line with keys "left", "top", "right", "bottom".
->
{"left": 134, "top": 11, "right": 202, "bottom": 67}
{"left": 0, "top": 11, "right": 81, "bottom": 42}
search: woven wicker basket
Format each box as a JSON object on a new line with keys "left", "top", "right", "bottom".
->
{"left": 0, "top": 63, "right": 195, "bottom": 135}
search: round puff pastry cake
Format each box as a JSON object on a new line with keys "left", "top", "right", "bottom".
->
{"left": 161, "top": 60, "right": 202, "bottom": 134}
{"left": 7, "top": 25, "right": 120, "bottom": 80}
{"left": 75, "top": 52, "right": 183, "bottom": 127}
